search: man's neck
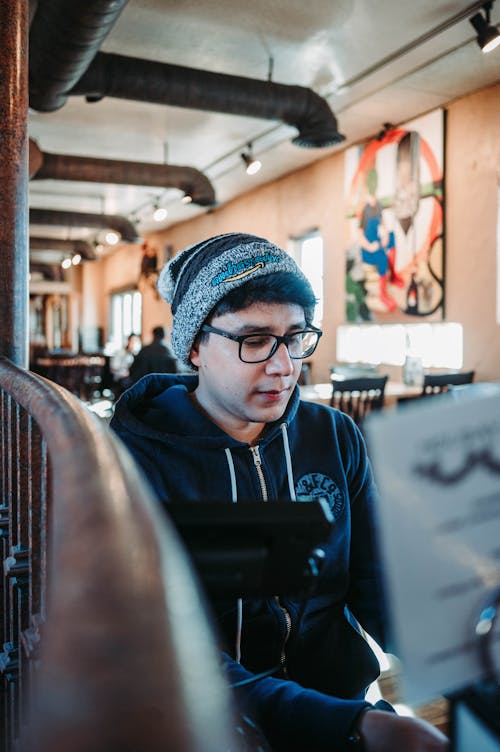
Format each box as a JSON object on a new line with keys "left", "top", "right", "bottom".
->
{"left": 188, "top": 390, "right": 264, "bottom": 445}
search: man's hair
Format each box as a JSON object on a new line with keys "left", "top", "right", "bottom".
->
{"left": 209, "top": 271, "right": 316, "bottom": 321}
{"left": 152, "top": 326, "right": 165, "bottom": 339}
{"left": 198, "top": 272, "right": 316, "bottom": 346}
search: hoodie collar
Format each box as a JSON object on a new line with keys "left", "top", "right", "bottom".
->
{"left": 112, "top": 372, "right": 301, "bottom": 448}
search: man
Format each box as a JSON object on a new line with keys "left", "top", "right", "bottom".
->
{"left": 128, "top": 325, "right": 177, "bottom": 383}
{"left": 111, "top": 233, "right": 448, "bottom": 751}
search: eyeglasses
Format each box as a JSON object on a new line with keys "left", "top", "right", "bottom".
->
{"left": 200, "top": 324, "right": 323, "bottom": 363}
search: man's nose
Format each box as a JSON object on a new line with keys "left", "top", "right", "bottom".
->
{"left": 264, "top": 342, "right": 294, "bottom": 374}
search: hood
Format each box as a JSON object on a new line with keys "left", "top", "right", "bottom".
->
{"left": 111, "top": 372, "right": 301, "bottom": 450}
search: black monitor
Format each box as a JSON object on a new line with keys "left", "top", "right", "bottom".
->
{"left": 167, "top": 499, "right": 334, "bottom": 598}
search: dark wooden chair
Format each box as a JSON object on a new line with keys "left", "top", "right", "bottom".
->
{"left": 421, "top": 370, "right": 475, "bottom": 396}
{"left": 330, "top": 374, "right": 388, "bottom": 427}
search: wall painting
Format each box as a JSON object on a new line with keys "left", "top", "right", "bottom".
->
{"left": 344, "top": 109, "right": 444, "bottom": 323}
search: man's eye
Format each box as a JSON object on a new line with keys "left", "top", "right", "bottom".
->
{"left": 244, "top": 335, "right": 271, "bottom": 347}
{"left": 288, "top": 333, "right": 303, "bottom": 345}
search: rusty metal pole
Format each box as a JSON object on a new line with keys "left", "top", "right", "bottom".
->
{"left": 0, "top": 0, "right": 29, "bottom": 367}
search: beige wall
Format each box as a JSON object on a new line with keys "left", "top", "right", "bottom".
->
{"left": 90, "top": 81, "right": 500, "bottom": 383}
{"left": 445, "top": 84, "right": 500, "bottom": 382}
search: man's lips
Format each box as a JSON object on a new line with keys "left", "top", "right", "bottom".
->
{"left": 256, "top": 385, "right": 292, "bottom": 398}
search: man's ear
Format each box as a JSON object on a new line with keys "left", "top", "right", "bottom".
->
{"left": 189, "top": 337, "right": 201, "bottom": 368}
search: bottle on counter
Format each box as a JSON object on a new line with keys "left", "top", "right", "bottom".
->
{"left": 402, "top": 332, "right": 423, "bottom": 386}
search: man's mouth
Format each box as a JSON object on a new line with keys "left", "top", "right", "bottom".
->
{"left": 257, "top": 385, "right": 292, "bottom": 398}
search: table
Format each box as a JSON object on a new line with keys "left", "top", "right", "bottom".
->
{"left": 35, "top": 355, "right": 107, "bottom": 400}
{"left": 300, "top": 381, "right": 423, "bottom": 409}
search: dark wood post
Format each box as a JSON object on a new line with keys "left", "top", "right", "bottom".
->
{"left": 0, "top": 0, "right": 29, "bottom": 367}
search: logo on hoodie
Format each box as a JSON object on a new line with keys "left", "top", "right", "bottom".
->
{"left": 211, "top": 252, "right": 281, "bottom": 286}
{"left": 295, "top": 473, "right": 345, "bottom": 520}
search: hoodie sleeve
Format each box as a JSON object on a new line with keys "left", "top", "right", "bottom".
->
{"left": 222, "top": 653, "right": 370, "bottom": 752}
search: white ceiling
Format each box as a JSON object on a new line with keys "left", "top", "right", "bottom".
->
{"left": 28, "top": 0, "right": 500, "bottom": 249}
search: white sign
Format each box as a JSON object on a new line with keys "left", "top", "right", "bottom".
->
{"left": 365, "top": 386, "right": 500, "bottom": 703}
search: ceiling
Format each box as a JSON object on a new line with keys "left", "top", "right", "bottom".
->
{"left": 27, "top": 0, "right": 500, "bottom": 264}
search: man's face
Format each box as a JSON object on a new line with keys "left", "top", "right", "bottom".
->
{"left": 189, "top": 301, "right": 305, "bottom": 442}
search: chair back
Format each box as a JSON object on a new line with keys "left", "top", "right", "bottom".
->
{"left": 422, "top": 370, "right": 475, "bottom": 396}
{"left": 330, "top": 375, "right": 388, "bottom": 427}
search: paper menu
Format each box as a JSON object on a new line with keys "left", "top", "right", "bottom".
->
{"left": 364, "top": 387, "right": 500, "bottom": 703}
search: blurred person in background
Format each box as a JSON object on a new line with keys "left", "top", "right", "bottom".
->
{"left": 129, "top": 325, "right": 178, "bottom": 383}
{"left": 110, "top": 333, "right": 142, "bottom": 395}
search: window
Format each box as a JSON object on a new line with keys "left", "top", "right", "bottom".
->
{"left": 109, "top": 290, "right": 142, "bottom": 352}
{"left": 336, "top": 322, "right": 463, "bottom": 369}
{"left": 289, "top": 231, "right": 323, "bottom": 327}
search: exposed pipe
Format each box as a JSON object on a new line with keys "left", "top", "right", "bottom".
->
{"left": 30, "top": 237, "right": 96, "bottom": 260}
{"left": 29, "top": 208, "right": 140, "bottom": 242}
{"left": 70, "top": 52, "right": 344, "bottom": 148}
{"left": 28, "top": 2, "right": 343, "bottom": 145}
{"left": 29, "top": 261, "right": 64, "bottom": 281}
{"left": 29, "top": 140, "right": 216, "bottom": 207}
{"left": 29, "top": 0, "right": 129, "bottom": 112}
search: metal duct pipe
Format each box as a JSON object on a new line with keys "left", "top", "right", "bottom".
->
{"left": 30, "top": 143, "right": 216, "bottom": 207}
{"left": 29, "top": 0, "right": 129, "bottom": 112}
{"left": 70, "top": 52, "right": 344, "bottom": 148}
{"left": 30, "top": 237, "right": 96, "bottom": 260}
{"left": 29, "top": 208, "right": 140, "bottom": 242}
{"left": 29, "top": 261, "right": 64, "bottom": 281}
{"left": 28, "top": 0, "right": 343, "bottom": 144}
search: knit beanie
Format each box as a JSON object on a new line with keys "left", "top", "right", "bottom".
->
{"left": 157, "top": 232, "right": 314, "bottom": 371}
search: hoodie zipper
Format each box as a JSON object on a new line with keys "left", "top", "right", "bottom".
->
{"left": 275, "top": 596, "right": 291, "bottom": 677}
{"left": 250, "top": 444, "right": 292, "bottom": 676}
{"left": 250, "top": 445, "right": 268, "bottom": 500}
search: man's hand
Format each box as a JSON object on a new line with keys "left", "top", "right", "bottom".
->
{"left": 359, "top": 709, "right": 449, "bottom": 751}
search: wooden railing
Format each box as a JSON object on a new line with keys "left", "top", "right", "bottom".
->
{"left": 0, "top": 357, "right": 239, "bottom": 752}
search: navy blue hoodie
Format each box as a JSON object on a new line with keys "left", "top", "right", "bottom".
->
{"left": 111, "top": 373, "right": 388, "bottom": 751}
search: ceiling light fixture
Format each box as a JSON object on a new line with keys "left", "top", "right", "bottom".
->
{"left": 105, "top": 230, "right": 120, "bottom": 245}
{"left": 71, "top": 253, "right": 82, "bottom": 265}
{"left": 61, "top": 257, "right": 72, "bottom": 269}
{"left": 469, "top": 1, "right": 500, "bottom": 52}
{"left": 241, "top": 144, "right": 262, "bottom": 176}
{"left": 153, "top": 204, "right": 168, "bottom": 222}
{"left": 181, "top": 192, "right": 193, "bottom": 204}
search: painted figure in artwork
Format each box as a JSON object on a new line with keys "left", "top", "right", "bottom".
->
{"left": 357, "top": 168, "right": 404, "bottom": 312}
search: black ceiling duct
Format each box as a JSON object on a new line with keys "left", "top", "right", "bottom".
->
{"left": 29, "top": 261, "right": 65, "bottom": 281}
{"left": 30, "top": 146, "right": 216, "bottom": 207}
{"left": 29, "top": 237, "right": 96, "bottom": 260}
{"left": 28, "top": 0, "right": 344, "bottom": 149}
{"left": 70, "top": 52, "right": 345, "bottom": 148}
{"left": 29, "top": 208, "right": 140, "bottom": 242}
{"left": 29, "top": 0, "right": 129, "bottom": 112}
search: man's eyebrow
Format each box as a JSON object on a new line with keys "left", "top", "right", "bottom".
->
{"left": 234, "top": 322, "right": 307, "bottom": 334}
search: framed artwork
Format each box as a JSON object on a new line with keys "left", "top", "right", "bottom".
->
{"left": 344, "top": 109, "right": 444, "bottom": 322}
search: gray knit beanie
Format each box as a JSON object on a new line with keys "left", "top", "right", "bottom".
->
{"left": 157, "top": 232, "right": 314, "bottom": 371}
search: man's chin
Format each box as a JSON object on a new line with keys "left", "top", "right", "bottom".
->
{"left": 251, "top": 403, "right": 288, "bottom": 425}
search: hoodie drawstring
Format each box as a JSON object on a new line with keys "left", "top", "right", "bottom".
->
{"left": 224, "top": 447, "right": 238, "bottom": 503}
{"left": 280, "top": 422, "right": 296, "bottom": 501}
{"left": 225, "top": 447, "right": 242, "bottom": 663}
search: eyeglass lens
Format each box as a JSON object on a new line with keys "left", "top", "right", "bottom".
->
{"left": 240, "top": 331, "right": 318, "bottom": 362}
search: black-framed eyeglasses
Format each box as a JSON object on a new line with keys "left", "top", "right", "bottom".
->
{"left": 200, "top": 324, "right": 323, "bottom": 363}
